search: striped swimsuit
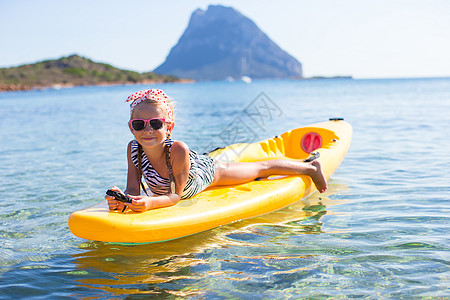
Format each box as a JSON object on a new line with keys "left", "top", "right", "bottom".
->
{"left": 130, "top": 140, "right": 216, "bottom": 199}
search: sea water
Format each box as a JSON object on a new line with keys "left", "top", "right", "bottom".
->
{"left": 0, "top": 78, "right": 449, "bottom": 298}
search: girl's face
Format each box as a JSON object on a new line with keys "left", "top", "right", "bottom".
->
{"left": 129, "top": 103, "right": 173, "bottom": 148}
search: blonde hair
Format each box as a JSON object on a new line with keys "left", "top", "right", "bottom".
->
{"left": 126, "top": 89, "right": 174, "bottom": 122}
{"left": 130, "top": 98, "right": 175, "bottom": 122}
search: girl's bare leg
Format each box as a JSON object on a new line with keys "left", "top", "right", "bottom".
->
{"left": 211, "top": 159, "right": 327, "bottom": 193}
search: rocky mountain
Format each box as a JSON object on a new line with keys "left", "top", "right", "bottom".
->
{"left": 0, "top": 55, "right": 180, "bottom": 91}
{"left": 154, "top": 5, "right": 303, "bottom": 81}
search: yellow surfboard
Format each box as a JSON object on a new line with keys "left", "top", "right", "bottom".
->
{"left": 68, "top": 119, "right": 352, "bottom": 243}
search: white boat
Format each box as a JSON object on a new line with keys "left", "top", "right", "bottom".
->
{"left": 241, "top": 76, "right": 252, "bottom": 83}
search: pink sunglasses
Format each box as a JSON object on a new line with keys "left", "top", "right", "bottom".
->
{"left": 129, "top": 118, "right": 166, "bottom": 131}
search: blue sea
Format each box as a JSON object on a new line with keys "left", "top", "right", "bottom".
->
{"left": 0, "top": 78, "right": 449, "bottom": 299}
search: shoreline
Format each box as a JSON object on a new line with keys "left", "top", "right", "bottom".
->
{"left": 0, "top": 79, "right": 195, "bottom": 92}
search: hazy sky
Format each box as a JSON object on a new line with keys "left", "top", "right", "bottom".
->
{"left": 1, "top": 0, "right": 449, "bottom": 79}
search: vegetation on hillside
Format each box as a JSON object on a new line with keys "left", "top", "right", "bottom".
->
{"left": 0, "top": 54, "right": 183, "bottom": 91}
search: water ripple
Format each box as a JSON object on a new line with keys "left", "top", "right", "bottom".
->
{"left": 1, "top": 79, "right": 450, "bottom": 298}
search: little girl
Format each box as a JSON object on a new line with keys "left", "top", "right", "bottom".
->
{"left": 106, "top": 89, "right": 327, "bottom": 212}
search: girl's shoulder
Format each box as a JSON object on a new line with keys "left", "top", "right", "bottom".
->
{"left": 170, "top": 140, "right": 190, "bottom": 157}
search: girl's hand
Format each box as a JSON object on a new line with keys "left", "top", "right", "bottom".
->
{"left": 105, "top": 186, "right": 125, "bottom": 211}
{"left": 126, "top": 195, "right": 154, "bottom": 212}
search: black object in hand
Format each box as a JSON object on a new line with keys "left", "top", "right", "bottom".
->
{"left": 106, "top": 190, "right": 133, "bottom": 203}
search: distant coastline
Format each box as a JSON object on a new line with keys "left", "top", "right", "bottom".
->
{"left": 307, "top": 76, "right": 353, "bottom": 80}
{"left": 0, "top": 54, "right": 192, "bottom": 92}
{"left": 0, "top": 54, "right": 358, "bottom": 93}
{"left": 0, "top": 78, "right": 194, "bottom": 92}
{"left": 0, "top": 76, "right": 356, "bottom": 92}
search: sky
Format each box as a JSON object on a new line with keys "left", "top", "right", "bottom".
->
{"left": 1, "top": 0, "right": 450, "bottom": 79}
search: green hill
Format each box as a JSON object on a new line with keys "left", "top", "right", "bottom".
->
{"left": 0, "top": 54, "right": 185, "bottom": 91}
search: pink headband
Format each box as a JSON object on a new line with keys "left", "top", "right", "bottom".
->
{"left": 125, "top": 89, "right": 173, "bottom": 122}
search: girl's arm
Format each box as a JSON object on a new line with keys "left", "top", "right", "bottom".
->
{"left": 126, "top": 141, "right": 191, "bottom": 212}
{"left": 106, "top": 141, "right": 140, "bottom": 211}
{"left": 171, "top": 141, "right": 191, "bottom": 196}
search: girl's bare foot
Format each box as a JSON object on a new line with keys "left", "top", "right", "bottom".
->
{"left": 308, "top": 160, "right": 328, "bottom": 193}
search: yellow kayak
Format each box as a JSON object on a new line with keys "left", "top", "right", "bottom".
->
{"left": 68, "top": 119, "right": 352, "bottom": 243}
